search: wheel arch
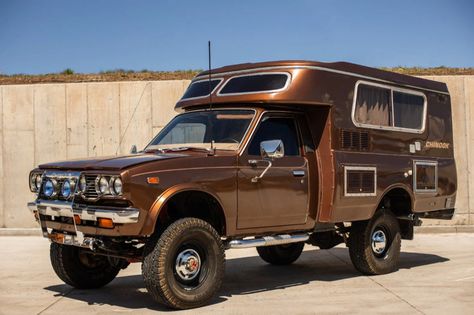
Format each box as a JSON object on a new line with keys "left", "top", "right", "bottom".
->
{"left": 144, "top": 184, "right": 227, "bottom": 236}
{"left": 371, "top": 184, "right": 415, "bottom": 240}
{"left": 374, "top": 184, "right": 414, "bottom": 216}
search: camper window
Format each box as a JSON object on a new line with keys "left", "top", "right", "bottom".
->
{"left": 354, "top": 84, "right": 391, "bottom": 127}
{"left": 393, "top": 91, "right": 425, "bottom": 130}
{"left": 352, "top": 81, "right": 426, "bottom": 133}
{"left": 218, "top": 72, "right": 290, "bottom": 95}
{"left": 181, "top": 78, "right": 223, "bottom": 100}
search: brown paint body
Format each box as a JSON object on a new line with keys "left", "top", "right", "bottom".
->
{"left": 33, "top": 60, "right": 456, "bottom": 238}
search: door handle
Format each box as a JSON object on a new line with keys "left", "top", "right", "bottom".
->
{"left": 292, "top": 170, "right": 305, "bottom": 177}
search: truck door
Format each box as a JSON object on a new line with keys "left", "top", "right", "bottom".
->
{"left": 237, "top": 113, "right": 310, "bottom": 229}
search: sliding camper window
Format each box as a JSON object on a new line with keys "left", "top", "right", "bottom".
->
{"left": 218, "top": 73, "right": 290, "bottom": 95}
{"left": 352, "top": 82, "right": 426, "bottom": 133}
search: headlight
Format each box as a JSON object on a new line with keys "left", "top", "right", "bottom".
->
{"left": 43, "top": 179, "right": 57, "bottom": 197}
{"left": 61, "top": 179, "right": 74, "bottom": 198}
{"left": 111, "top": 177, "right": 123, "bottom": 195}
{"left": 79, "top": 176, "right": 87, "bottom": 193}
{"left": 97, "top": 176, "right": 109, "bottom": 194}
{"left": 35, "top": 174, "right": 42, "bottom": 191}
{"left": 29, "top": 173, "right": 43, "bottom": 192}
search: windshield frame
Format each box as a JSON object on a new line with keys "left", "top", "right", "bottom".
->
{"left": 145, "top": 108, "right": 258, "bottom": 152}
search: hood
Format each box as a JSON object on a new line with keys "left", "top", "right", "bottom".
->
{"left": 38, "top": 153, "right": 186, "bottom": 171}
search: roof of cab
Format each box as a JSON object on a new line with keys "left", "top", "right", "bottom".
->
{"left": 196, "top": 60, "right": 448, "bottom": 94}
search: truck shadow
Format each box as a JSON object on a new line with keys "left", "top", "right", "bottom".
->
{"left": 43, "top": 248, "right": 449, "bottom": 311}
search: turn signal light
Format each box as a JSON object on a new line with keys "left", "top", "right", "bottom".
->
{"left": 147, "top": 177, "right": 160, "bottom": 184}
{"left": 98, "top": 218, "right": 114, "bottom": 229}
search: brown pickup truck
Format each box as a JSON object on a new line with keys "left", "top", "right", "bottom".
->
{"left": 28, "top": 60, "right": 456, "bottom": 309}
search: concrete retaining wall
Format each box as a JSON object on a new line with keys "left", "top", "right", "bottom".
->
{"left": 0, "top": 76, "right": 472, "bottom": 228}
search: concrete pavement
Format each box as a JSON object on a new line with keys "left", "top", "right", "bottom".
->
{"left": 1, "top": 234, "right": 473, "bottom": 314}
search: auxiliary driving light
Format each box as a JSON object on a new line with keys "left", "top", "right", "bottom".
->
{"left": 61, "top": 179, "right": 73, "bottom": 198}
{"left": 43, "top": 179, "right": 57, "bottom": 197}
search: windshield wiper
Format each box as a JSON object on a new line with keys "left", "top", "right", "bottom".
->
{"left": 172, "top": 146, "right": 214, "bottom": 154}
{"left": 146, "top": 146, "right": 215, "bottom": 155}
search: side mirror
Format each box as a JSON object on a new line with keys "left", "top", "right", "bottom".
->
{"left": 260, "top": 140, "right": 285, "bottom": 160}
{"left": 130, "top": 145, "right": 138, "bottom": 154}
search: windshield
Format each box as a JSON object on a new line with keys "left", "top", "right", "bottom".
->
{"left": 146, "top": 109, "right": 255, "bottom": 151}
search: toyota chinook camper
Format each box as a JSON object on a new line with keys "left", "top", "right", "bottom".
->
{"left": 28, "top": 60, "right": 456, "bottom": 309}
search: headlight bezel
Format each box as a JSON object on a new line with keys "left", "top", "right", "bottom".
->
{"left": 29, "top": 172, "right": 43, "bottom": 193}
{"left": 97, "top": 176, "right": 110, "bottom": 194}
{"left": 78, "top": 175, "right": 87, "bottom": 194}
{"left": 111, "top": 177, "right": 123, "bottom": 195}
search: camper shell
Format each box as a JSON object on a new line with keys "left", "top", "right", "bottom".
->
{"left": 178, "top": 60, "right": 456, "bottom": 225}
{"left": 28, "top": 60, "right": 456, "bottom": 309}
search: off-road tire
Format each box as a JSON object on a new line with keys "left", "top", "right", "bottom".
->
{"left": 256, "top": 242, "right": 305, "bottom": 265}
{"left": 348, "top": 209, "right": 401, "bottom": 275}
{"left": 142, "top": 218, "right": 225, "bottom": 309}
{"left": 50, "top": 243, "right": 121, "bottom": 289}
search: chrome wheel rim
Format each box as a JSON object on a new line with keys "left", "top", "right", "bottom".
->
{"left": 175, "top": 249, "right": 201, "bottom": 281}
{"left": 371, "top": 229, "right": 387, "bottom": 255}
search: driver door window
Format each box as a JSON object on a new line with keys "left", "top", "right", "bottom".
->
{"left": 248, "top": 117, "right": 300, "bottom": 156}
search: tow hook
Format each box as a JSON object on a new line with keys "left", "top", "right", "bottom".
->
{"left": 83, "top": 238, "right": 104, "bottom": 251}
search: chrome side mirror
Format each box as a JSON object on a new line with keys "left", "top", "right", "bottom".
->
{"left": 249, "top": 140, "right": 285, "bottom": 183}
{"left": 260, "top": 139, "right": 285, "bottom": 160}
{"left": 130, "top": 145, "right": 138, "bottom": 154}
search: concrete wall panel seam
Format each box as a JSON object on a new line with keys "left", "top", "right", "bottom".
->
{"left": 0, "top": 86, "right": 4, "bottom": 227}
{"left": 461, "top": 78, "right": 471, "bottom": 223}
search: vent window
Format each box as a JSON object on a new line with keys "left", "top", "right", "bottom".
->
{"left": 414, "top": 161, "right": 437, "bottom": 193}
{"left": 219, "top": 73, "right": 290, "bottom": 95}
{"left": 344, "top": 166, "right": 376, "bottom": 196}
{"left": 341, "top": 130, "right": 369, "bottom": 151}
{"left": 181, "top": 79, "right": 222, "bottom": 100}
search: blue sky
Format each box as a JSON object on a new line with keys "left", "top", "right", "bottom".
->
{"left": 1, "top": 0, "right": 473, "bottom": 74}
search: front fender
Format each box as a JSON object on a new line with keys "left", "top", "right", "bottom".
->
{"left": 139, "top": 183, "right": 226, "bottom": 236}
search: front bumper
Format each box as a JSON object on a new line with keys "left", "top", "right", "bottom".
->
{"left": 28, "top": 200, "right": 141, "bottom": 248}
{"left": 28, "top": 200, "right": 140, "bottom": 224}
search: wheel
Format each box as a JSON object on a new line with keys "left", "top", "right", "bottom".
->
{"left": 142, "top": 218, "right": 225, "bottom": 309}
{"left": 50, "top": 243, "right": 121, "bottom": 289}
{"left": 256, "top": 242, "right": 305, "bottom": 265}
{"left": 348, "top": 209, "right": 401, "bottom": 275}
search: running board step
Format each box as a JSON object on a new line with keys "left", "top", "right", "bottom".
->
{"left": 227, "top": 234, "right": 309, "bottom": 249}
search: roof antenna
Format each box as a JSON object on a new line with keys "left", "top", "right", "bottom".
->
{"left": 208, "top": 40, "right": 215, "bottom": 155}
{"left": 208, "top": 40, "right": 213, "bottom": 111}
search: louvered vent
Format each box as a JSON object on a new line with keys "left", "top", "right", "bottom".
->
{"left": 344, "top": 167, "right": 376, "bottom": 196}
{"left": 341, "top": 130, "right": 369, "bottom": 151}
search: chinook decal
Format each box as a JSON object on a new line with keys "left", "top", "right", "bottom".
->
{"left": 425, "top": 141, "right": 450, "bottom": 149}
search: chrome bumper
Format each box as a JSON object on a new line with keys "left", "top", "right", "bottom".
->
{"left": 28, "top": 200, "right": 140, "bottom": 224}
{"left": 28, "top": 200, "right": 140, "bottom": 249}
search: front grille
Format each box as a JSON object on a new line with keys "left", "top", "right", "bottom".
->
{"left": 83, "top": 175, "right": 99, "bottom": 199}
